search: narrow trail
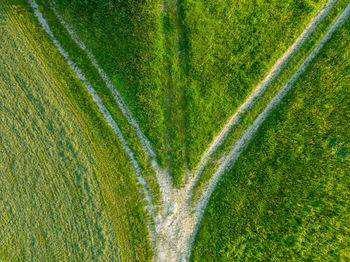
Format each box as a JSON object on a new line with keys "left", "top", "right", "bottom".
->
{"left": 27, "top": 0, "right": 158, "bottom": 240}
{"left": 186, "top": 3, "right": 350, "bottom": 260}
{"left": 187, "top": 0, "right": 339, "bottom": 191}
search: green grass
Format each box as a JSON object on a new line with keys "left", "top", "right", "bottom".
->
{"left": 192, "top": 0, "right": 350, "bottom": 200}
{"left": 0, "top": 1, "right": 152, "bottom": 260}
{"left": 46, "top": 0, "right": 185, "bottom": 183}
{"left": 40, "top": 0, "right": 329, "bottom": 186}
{"left": 183, "top": 0, "right": 329, "bottom": 170}
{"left": 191, "top": 18, "right": 350, "bottom": 261}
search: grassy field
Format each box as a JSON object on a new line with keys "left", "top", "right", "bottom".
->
{"left": 0, "top": 1, "right": 152, "bottom": 260}
{"left": 38, "top": 0, "right": 329, "bottom": 185}
{"left": 191, "top": 18, "right": 350, "bottom": 261}
{"left": 2, "top": 0, "right": 348, "bottom": 260}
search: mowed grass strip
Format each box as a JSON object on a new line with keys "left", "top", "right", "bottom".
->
{"left": 192, "top": 0, "right": 349, "bottom": 200}
{"left": 191, "top": 18, "right": 350, "bottom": 261}
{"left": 162, "top": 0, "right": 189, "bottom": 184}
{"left": 0, "top": 1, "right": 152, "bottom": 261}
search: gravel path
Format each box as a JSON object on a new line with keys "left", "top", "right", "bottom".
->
{"left": 50, "top": 4, "right": 156, "bottom": 160}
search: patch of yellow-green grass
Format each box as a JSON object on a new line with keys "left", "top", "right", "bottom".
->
{"left": 0, "top": 1, "right": 152, "bottom": 261}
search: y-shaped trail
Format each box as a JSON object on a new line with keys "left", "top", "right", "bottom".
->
{"left": 188, "top": 0, "right": 338, "bottom": 190}
{"left": 186, "top": 3, "right": 350, "bottom": 261}
{"left": 30, "top": 0, "right": 350, "bottom": 260}
{"left": 27, "top": 0, "right": 158, "bottom": 240}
